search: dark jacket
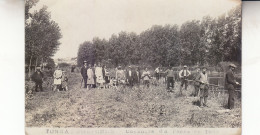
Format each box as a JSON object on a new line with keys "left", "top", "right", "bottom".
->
{"left": 81, "top": 66, "right": 88, "bottom": 78}
{"left": 225, "top": 69, "right": 236, "bottom": 88}
{"left": 31, "top": 71, "right": 44, "bottom": 83}
{"left": 126, "top": 69, "right": 138, "bottom": 83}
{"left": 194, "top": 72, "right": 201, "bottom": 86}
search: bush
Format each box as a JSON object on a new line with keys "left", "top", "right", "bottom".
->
{"left": 58, "top": 63, "right": 71, "bottom": 68}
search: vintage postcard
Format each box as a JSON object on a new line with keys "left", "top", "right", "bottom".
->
{"left": 25, "top": 0, "right": 242, "bottom": 134}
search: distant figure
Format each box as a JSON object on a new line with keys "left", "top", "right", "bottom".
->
{"left": 155, "top": 67, "right": 160, "bottom": 80}
{"left": 225, "top": 63, "right": 240, "bottom": 109}
{"left": 116, "top": 66, "right": 126, "bottom": 86}
{"left": 87, "top": 64, "right": 95, "bottom": 90}
{"left": 165, "top": 67, "right": 175, "bottom": 91}
{"left": 142, "top": 68, "right": 151, "bottom": 88}
{"left": 198, "top": 67, "right": 209, "bottom": 108}
{"left": 126, "top": 66, "right": 137, "bottom": 87}
{"left": 179, "top": 65, "right": 191, "bottom": 94}
{"left": 80, "top": 61, "right": 88, "bottom": 88}
{"left": 103, "top": 65, "right": 110, "bottom": 88}
{"left": 193, "top": 67, "right": 201, "bottom": 97}
{"left": 31, "top": 66, "right": 44, "bottom": 92}
{"left": 71, "top": 65, "right": 76, "bottom": 72}
{"left": 95, "top": 63, "right": 105, "bottom": 89}
{"left": 53, "top": 66, "right": 63, "bottom": 91}
{"left": 93, "top": 63, "right": 97, "bottom": 88}
{"left": 61, "top": 71, "right": 68, "bottom": 91}
{"left": 136, "top": 66, "right": 141, "bottom": 86}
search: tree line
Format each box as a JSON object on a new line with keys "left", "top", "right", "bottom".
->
{"left": 77, "top": 5, "right": 241, "bottom": 68}
{"left": 25, "top": 0, "right": 62, "bottom": 74}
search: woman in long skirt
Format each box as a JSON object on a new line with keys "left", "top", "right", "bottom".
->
{"left": 95, "top": 63, "right": 105, "bottom": 89}
{"left": 87, "top": 64, "right": 95, "bottom": 90}
{"left": 53, "top": 66, "right": 62, "bottom": 91}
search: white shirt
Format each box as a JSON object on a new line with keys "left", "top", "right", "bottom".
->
{"left": 129, "top": 70, "right": 132, "bottom": 76}
{"left": 155, "top": 68, "right": 159, "bottom": 73}
{"left": 179, "top": 69, "right": 191, "bottom": 78}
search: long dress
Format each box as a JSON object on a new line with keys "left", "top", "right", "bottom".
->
{"left": 87, "top": 68, "right": 95, "bottom": 85}
{"left": 53, "top": 69, "right": 62, "bottom": 85}
{"left": 95, "top": 67, "right": 105, "bottom": 84}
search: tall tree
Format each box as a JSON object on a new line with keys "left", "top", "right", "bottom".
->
{"left": 25, "top": 1, "right": 62, "bottom": 73}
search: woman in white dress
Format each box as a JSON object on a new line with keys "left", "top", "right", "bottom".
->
{"left": 95, "top": 63, "right": 105, "bottom": 89}
{"left": 53, "top": 66, "right": 63, "bottom": 91}
{"left": 87, "top": 64, "right": 95, "bottom": 90}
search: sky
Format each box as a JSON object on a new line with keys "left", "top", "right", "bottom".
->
{"left": 31, "top": 0, "right": 241, "bottom": 59}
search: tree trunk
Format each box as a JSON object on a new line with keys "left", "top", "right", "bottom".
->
{"left": 42, "top": 57, "right": 44, "bottom": 70}
{"left": 35, "top": 57, "right": 38, "bottom": 71}
{"left": 28, "top": 55, "right": 32, "bottom": 79}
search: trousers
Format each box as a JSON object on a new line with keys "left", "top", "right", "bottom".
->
{"left": 35, "top": 82, "right": 43, "bottom": 92}
{"left": 228, "top": 84, "right": 235, "bottom": 109}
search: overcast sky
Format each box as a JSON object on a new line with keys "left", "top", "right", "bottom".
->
{"left": 32, "top": 0, "right": 240, "bottom": 59}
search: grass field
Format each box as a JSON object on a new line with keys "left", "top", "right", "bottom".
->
{"left": 25, "top": 71, "right": 241, "bottom": 128}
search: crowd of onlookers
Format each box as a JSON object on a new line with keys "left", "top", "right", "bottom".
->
{"left": 27, "top": 61, "right": 240, "bottom": 109}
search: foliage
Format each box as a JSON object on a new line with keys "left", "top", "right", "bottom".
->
{"left": 58, "top": 62, "right": 71, "bottom": 68}
{"left": 25, "top": 0, "right": 62, "bottom": 70}
{"left": 76, "top": 5, "right": 241, "bottom": 68}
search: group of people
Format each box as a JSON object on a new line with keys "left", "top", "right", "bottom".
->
{"left": 81, "top": 61, "right": 152, "bottom": 89}
{"left": 81, "top": 61, "right": 108, "bottom": 89}
{"left": 31, "top": 66, "right": 68, "bottom": 92}
{"left": 115, "top": 66, "right": 151, "bottom": 88}
{"left": 191, "top": 63, "right": 240, "bottom": 109}
{"left": 30, "top": 61, "right": 240, "bottom": 110}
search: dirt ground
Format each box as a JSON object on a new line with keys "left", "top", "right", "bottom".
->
{"left": 25, "top": 72, "right": 241, "bottom": 128}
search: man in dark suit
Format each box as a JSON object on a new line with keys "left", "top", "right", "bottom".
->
{"left": 81, "top": 61, "right": 88, "bottom": 88}
{"left": 225, "top": 63, "right": 240, "bottom": 109}
{"left": 31, "top": 67, "right": 44, "bottom": 92}
{"left": 126, "top": 66, "right": 137, "bottom": 87}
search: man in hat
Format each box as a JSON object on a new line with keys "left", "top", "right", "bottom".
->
{"left": 155, "top": 67, "right": 160, "bottom": 80}
{"left": 136, "top": 66, "right": 141, "bottom": 87}
{"left": 225, "top": 63, "right": 240, "bottom": 109}
{"left": 31, "top": 66, "right": 44, "bottom": 92}
{"left": 179, "top": 65, "right": 191, "bottom": 94}
{"left": 198, "top": 67, "right": 209, "bottom": 107}
{"left": 126, "top": 65, "right": 136, "bottom": 87}
{"left": 116, "top": 66, "right": 126, "bottom": 86}
{"left": 164, "top": 67, "right": 175, "bottom": 91}
{"left": 142, "top": 67, "right": 151, "bottom": 88}
{"left": 193, "top": 67, "right": 201, "bottom": 97}
{"left": 81, "top": 61, "right": 88, "bottom": 88}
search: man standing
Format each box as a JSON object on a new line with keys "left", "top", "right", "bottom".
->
{"left": 126, "top": 66, "right": 134, "bottom": 87}
{"left": 116, "top": 66, "right": 126, "bottom": 86}
{"left": 179, "top": 65, "right": 191, "bottom": 94}
{"left": 31, "top": 67, "right": 44, "bottom": 92}
{"left": 225, "top": 63, "right": 240, "bottom": 109}
{"left": 193, "top": 67, "right": 201, "bottom": 97}
{"left": 81, "top": 61, "right": 88, "bottom": 88}
{"left": 142, "top": 68, "right": 151, "bottom": 88}
{"left": 198, "top": 67, "right": 209, "bottom": 107}
{"left": 165, "top": 67, "right": 175, "bottom": 92}
{"left": 136, "top": 66, "right": 141, "bottom": 86}
{"left": 155, "top": 67, "right": 160, "bottom": 80}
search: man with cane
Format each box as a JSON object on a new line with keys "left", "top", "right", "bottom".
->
{"left": 80, "top": 61, "right": 88, "bottom": 88}
{"left": 225, "top": 63, "right": 240, "bottom": 109}
{"left": 198, "top": 67, "right": 209, "bottom": 108}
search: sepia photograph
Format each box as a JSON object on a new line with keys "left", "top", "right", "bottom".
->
{"left": 25, "top": 0, "right": 242, "bottom": 133}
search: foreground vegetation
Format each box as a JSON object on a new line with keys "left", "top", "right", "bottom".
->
{"left": 25, "top": 71, "right": 241, "bottom": 128}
